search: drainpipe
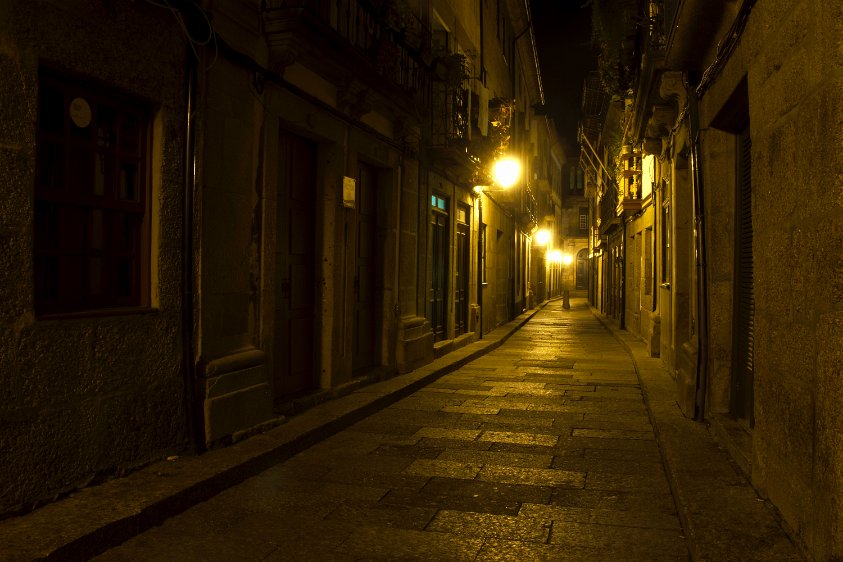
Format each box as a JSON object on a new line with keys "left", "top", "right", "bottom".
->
{"left": 688, "top": 74, "right": 709, "bottom": 422}
{"left": 393, "top": 155, "right": 403, "bottom": 364}
{"left": 477, "top": 195, "right": 483, "bottom": 338}
{"left": 182, "top": 52, "right": 204, "bottom": 453}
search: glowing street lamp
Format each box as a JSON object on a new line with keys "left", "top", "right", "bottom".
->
{"left": 561, "top": 252, "right": 574, "bottom": 266}
{"left": 535, "top": 229, "right": 551, "bottom": 246}
{"left": 492, "top": 156, "right": 521, "bottom": 188}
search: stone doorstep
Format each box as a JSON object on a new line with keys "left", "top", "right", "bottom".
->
{"left": 0, "top": 304, "right": 547, "bottom": 562}
{"left": 433, "top": 331, "right": 479, "bottom": 359}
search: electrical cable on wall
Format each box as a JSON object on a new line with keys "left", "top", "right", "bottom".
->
{"left": 140, "top": 0, "right": 218, "bottom": 70}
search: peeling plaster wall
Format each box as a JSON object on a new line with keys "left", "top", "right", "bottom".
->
{"left": 0, "top": 0, "right": 187, "bottom": 515}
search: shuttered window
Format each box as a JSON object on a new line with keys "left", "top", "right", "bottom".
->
{"left": 732, "top": 126, "right": 755, "bottom": 427}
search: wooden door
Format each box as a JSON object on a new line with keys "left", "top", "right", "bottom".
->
{"left": 353, "top": 162, "right": 379, "bottom": 373}
{"left": 429, "top": 207, "right": 448, "bottom": 342}
{"left": 576, "top": 248, "right": 588, "bottom": 290}
{"left": 455, "top": 215, "right": 469, "bottom": 336}
{"left": 274, "top": 129, "right": 317, "bottom": 402}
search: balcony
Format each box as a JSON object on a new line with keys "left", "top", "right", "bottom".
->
{"left": 662, "top": 0, "right": 729, "bottom": 69}
{"left": 521, "top": 183, "right": 538, "bottom": 232}
{"left": 598, "top": 184, "right": 620, "bottom": 236}
{"left": 615, "top": 144, "right": 643, "bottom": 217}
{"left": 425, "top": 52, "right": 478, "bottom": 183}
{"left": 629, "top": 1, "right": 668, "bottom": 143}
{"left": 263, "top": 0, "right": 429, "bottom": 116}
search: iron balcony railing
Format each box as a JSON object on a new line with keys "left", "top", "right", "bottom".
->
{"left": 266, "top": 0, "right": 429, "bottom": 95}
{"left": 429, "top": 61, "right": 470, "bottom": 149}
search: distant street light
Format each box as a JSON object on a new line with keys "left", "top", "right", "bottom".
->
{"left": 535, "top": 229, "right": 551, "bottom": 246}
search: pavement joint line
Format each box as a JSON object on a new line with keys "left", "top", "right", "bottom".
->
{"left": 0, "top": 300, "right": 560, "bottom": 562}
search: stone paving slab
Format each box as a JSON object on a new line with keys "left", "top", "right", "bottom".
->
{"left": 0, "top": 299, "right": 804, "bottom": 561}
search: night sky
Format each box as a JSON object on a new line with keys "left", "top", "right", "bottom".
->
{"left": 529, "top": 0, "right": 596, "bottom": 155}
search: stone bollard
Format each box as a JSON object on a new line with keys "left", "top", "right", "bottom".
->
{"left": 562, "top": 289, "right": 570, "bottom": 309}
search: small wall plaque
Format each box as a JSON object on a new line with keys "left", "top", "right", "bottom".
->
{"left": 343, "top": 176, "right": 356, "bottom": 208}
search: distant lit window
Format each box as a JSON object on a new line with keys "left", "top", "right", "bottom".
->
{"left": 642, "top": 154, "right": 655, "bottom": 199}
{"left": 662, "top": 198, "right": 671, "bottom": 284}
{"left": 34, "top": 70, "right": 149, "bottom": 315}
{"left": 579, "top": 207, "right": 588, "bottom": 231}
{"left": 644, "top": 227, "right": 653, "bottom": 298}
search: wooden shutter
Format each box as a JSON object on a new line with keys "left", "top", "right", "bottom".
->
{"left": 732, "top": 126, "right": 755, "bottom": 427}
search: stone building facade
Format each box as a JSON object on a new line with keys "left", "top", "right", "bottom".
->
{"left": 0, "top": 0, "right": 561, "bottom": 517}
{"left": 581, "top": 0, "right": 843, "bottom": 558}
{"left": 0, "top": 0, "right": 190, "bottom": 518}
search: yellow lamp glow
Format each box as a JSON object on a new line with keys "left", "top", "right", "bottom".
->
{"left": 492, "top": 157, "right": 521, "bottom": 188}
{"left": 561, "top": 252, "right": 574, "bottom": 266}
{"left": 535, "top": 229, "right": 551, "bottom": 246}
{"left": 547, "top": 249, "right": 563, "bottom": 263}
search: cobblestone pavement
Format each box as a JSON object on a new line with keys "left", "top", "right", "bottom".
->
{"left": 95, "top": 301, "right": 689, "bottom": 561}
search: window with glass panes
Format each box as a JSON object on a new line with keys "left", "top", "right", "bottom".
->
{"left": 579, "top": 207, "right": 588, "bottom": 232}
{"left": 34, "top": 70, "right": 149, "bottom": 314}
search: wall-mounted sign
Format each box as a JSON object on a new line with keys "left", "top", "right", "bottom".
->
{"left": 343, "top": 176, "right": 356, "bottom": 208}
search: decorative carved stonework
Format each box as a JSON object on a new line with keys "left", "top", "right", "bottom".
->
{"left": 394, "top": 117, "right": 421, "bottom": 159}
{"left": 642, "top": 138, "right": 663, "bottom": 156}
{"left": 646, "top": 104, "right": 676, "bottom": 139}
{"left": 263, "top": 6, "right": 308, "bottom": 75}
{"left": 659, "top": 71, "right": 687, "bottom": 127}
{"left": 338, "top": 78, "right": 374, "bottom": 120}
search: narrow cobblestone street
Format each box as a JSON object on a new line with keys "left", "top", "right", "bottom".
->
{"left": 94, "top": 300, "right": 691, "bottom": 561}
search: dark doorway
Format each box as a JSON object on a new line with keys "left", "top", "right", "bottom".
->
{"left": 274, "top": 129, "right": 317, "bottom": 403}
{"left": 576, "top": 248, "right": 588, "bottom": 290}
{"left": 731, "top": 126, "right": 755, "bottom": 428}
{"left": 454, "top": 205, "right": 470, "bottom": 336}
{"left": 353, "top": 162, "right": 380, "bottom": 373}
{"left": 429, "top": 194, "right": 449, "bottom": 342}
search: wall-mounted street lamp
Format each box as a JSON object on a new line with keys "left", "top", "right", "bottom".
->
{"left": 491, "top": 156, "right": 521, "bottom": 188}
{"left": 535, "top": 229, "right": 551, "bottom": 246}
{"left": 473, "top": 156, "right": 522, "bottom": 195}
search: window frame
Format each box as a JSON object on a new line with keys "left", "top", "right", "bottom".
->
{"left": 661, "top": 196, "right": 671, "bottom": 286}
{"left": 34, "top": 69, "right": 151, "bottom": 317}
{"left": 578, "top": 207, "right": 588, "bottom": 232}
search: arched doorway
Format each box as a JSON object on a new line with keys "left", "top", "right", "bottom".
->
{"left": 576, "top": 248, "right": 588, "bottom": 290}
